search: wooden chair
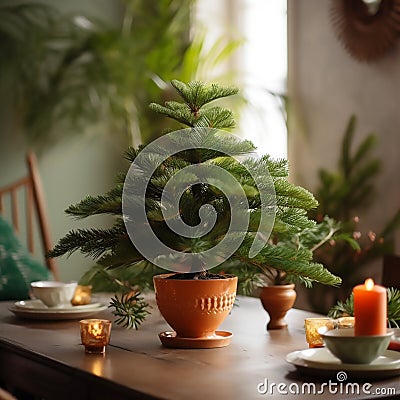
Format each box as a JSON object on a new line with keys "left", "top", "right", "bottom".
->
{"left": 382, "top": 254, "right": 400, "bottom": 289}
{"left": 0, "top": 152, "right": 59, "bottom": 280}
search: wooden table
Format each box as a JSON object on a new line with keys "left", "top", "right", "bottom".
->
{"left": 0, "top": 296, "right": 399, "bottom": 400}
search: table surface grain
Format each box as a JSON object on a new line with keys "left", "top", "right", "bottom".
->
{"left": 0, "top": 295, "right": 399, "bottom": 400}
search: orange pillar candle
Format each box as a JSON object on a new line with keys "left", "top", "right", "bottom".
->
{"left": 353, "top": 278, "right": 387, "bottom": 336}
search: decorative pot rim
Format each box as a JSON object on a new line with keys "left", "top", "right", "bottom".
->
{"left": 153, "top": 273, "right": 238, "bottom": 282}
{"left": 260, "top": 283, "right": 296, "bottom": 289}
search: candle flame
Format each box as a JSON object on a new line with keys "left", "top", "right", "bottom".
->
{"left": 89, "top": 322, "right": 103, "bottom": 338}
{"left": 365, "top": 278, "right": 374, "bottom": 290}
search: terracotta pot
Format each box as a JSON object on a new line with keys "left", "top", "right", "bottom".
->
{"left": 259, "top": 284, "right": 296, "bottom": 330}
{"left": 153, "top": 273, "right": 237, "bottom": 338}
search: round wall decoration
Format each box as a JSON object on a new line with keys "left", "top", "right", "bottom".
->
{"left": 330, "top": 0, "right": 400, "bottom": 62}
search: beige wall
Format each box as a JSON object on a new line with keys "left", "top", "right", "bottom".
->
{"left": 288, "top": 0, "right": 400, "bottom": 254}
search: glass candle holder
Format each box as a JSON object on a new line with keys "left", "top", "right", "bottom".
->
{"left": 304, "top": 317, "right": 336, "bottom": 348}
{"left": 80, "top": 319, "right": 112, "bottom": 354}
{"left": 71, "top": 285, "right": 92, "bottom": 306}
{"left": 337, "top": 316, "right": 355, "bottom": 329}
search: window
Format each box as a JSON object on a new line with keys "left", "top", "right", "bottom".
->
{"left": 194, "top": 0, "right": 288, "bottom": 159}
{"left": 240, "top": 0, "right": 287, "bottom": 159}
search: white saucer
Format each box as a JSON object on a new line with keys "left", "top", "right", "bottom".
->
{"left": 286, "top": 349, "right": 400, "bottom": 380}
{"left": 299, "top": 347, "right": 400, "bottom": 370}
{"left": 10, "top": 301, "right": 108, "bottom": 321}
{"left": 15, "top": 299, "right": 102, "bottom": 311}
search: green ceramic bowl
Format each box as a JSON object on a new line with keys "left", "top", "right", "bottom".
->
{"left": 321, "top": 328, "right": 393, "bottom": 364}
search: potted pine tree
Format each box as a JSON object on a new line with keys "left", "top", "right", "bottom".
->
{"left": 49, "top": 80, "right": 341, "bottom": 347}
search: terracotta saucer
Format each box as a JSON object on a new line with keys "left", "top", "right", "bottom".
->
{"left": 158, "top": 331, "right": 232, "bottom": 349}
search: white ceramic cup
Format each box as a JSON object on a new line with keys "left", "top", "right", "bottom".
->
{"left": 30, "top": 281, "right": 78, "bottom": 308}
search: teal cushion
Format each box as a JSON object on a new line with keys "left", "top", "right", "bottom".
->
{"left": 0, "top": 216, "right": 51, "bottom": 300}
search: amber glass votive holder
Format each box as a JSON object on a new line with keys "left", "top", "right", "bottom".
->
{"left": 337, "top": 316, "right": 355, "bottom": 329}
{"left": 304, "top": 317, "right": 336, "bottom": 348}
{"left": 71, "top": 285, "right": 92, "bottom": 306}
{"left": 80, "top": 319, "right": 112, "bottom": 354}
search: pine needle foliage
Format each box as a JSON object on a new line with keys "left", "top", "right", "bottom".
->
{"left": 109, "top": 292, "right": 150, "bottom": 329}
{"left": 50, "top": 80, "right": 342, "bottom": 327}
{"left": 149, "top": 80, "right": 238, "bottom": 129}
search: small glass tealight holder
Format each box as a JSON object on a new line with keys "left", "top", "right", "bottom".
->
{"left": 336, "top": 316, "right": 355, "bottom": 329}
{"left": 71, "top": 285, "right": 92, "bottom": 306}
{"left": 304, "top": 317, "right": 336, "bottom": 348}
{"left": 80, "top": 319, "right": 112, "bottom": 354}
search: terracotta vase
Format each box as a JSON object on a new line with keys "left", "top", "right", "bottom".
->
{"left": 259, "top": 284, "right": 296, "bottom": 330}
{"left": 153, "top": 273, "right": 237, "bottom": 339}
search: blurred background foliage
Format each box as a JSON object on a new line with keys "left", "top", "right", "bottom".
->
{"left": 0, "top": 0, "right": 242, "bottom": 148}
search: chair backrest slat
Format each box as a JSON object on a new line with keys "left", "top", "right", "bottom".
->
{"left": 26, "top": 183, "right": 34, "bottom": 253}
{"left": 11, "top": 188, "right": 19, "bottom": 232}
{"left": 0, "top": 152, "right": 59, "bottom": 281}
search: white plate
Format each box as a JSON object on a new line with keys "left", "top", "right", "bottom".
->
{"left": 15, "top": 299, "right": 103, "bottom": 311}
{"left": 299, "top": 347, "right": 400, "bottom": 370}
{"left": 286, "top": 349, "right": 400, "bottom": 380}
{"left": 9, "top": 302, "right": 108, "bottom": 321}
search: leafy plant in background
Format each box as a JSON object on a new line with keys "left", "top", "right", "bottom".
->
{"left": 307, "top": 115, "right": 400, "bottom": 313}
{"left": 0, "top": 0, "right": 193, "bottom": 146}
{"left": 0, "top": 0, "right": 243, "bottom": 148}
{"left": 89, "top": 0, "right": 194, "bottom": 145}
{"left": 0, "top": 1, "right": 103, "bottom": 144}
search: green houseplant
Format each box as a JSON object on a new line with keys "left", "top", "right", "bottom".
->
{"left": 49, "top": 80, "right": 341, "bottom": 343}
{"left": 0, "top": 1, "right": 243, "bottom": 149}
{"left": 0, "top": 0, "right": 194, "bottom": 146}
